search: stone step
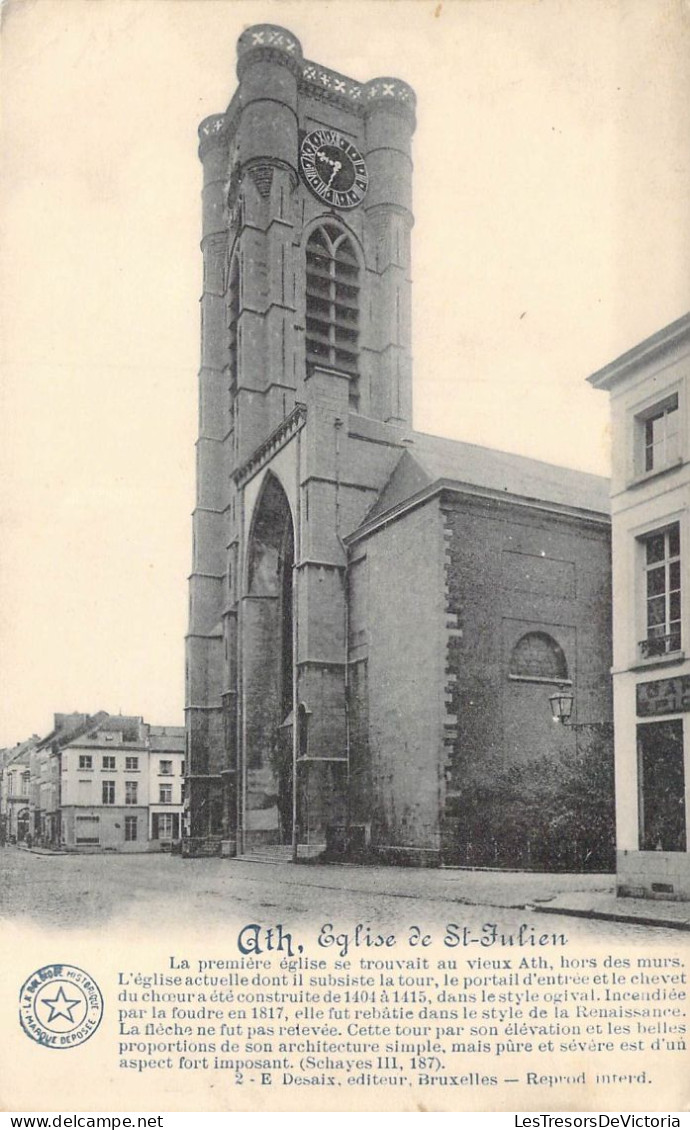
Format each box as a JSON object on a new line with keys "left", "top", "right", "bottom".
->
{"left": 236, "top": 843, "right": 325, "bottom": 864}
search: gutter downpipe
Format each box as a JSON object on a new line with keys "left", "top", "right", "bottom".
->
{"left": 292, "top": 426, "right": 302, "bottom": 864}
{"left": 237, "top": 484, "right": 246, "bottom": 857}
{"left": 334, "top": 418, "right": 351, "bottom": 831}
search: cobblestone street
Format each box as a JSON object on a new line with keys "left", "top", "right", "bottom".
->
{"left": 1, "top": 846, "right": 682, "bottom": 943}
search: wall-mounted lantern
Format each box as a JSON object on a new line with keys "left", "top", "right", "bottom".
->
{"left": 548, "top": 686, "right": 613, "bottom": 734}
{"left": 549, "top": 686, "right": 574, "bottom": 725}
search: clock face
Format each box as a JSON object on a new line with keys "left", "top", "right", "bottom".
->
{"left": 300, "top": 129, "right": 368, "bottom": 209}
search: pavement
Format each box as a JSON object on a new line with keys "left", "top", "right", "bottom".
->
{"left": 240, "top": 848, "right": 690, "bottom": 930}
{"left": 529, "top": 887, "right": 690, "bottom": 931}
{"left": 433, "top": 867, "right": 690, "bottom": 931}
{"left": 15, "top": 842, "right": 690, "bottom": 931}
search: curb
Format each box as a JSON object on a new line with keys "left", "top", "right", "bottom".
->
{"left": 530, "top": 901, "right": 690, "bottom": 932}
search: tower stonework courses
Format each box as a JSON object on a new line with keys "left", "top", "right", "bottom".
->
{"left": 186, "top": 25, "right": 613, "bottom": 866}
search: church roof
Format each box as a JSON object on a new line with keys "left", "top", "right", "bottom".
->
{"left": 362, "top": 431, "right": 610, "bottom": 531}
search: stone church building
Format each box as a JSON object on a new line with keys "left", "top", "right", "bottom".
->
{"left": 185, "top": 25, "right": 613, "bottom": 864}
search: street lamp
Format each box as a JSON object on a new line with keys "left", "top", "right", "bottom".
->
{"left": 548, "top": 686, "right": 574, "bottom": 725}
{"left": 548, "top": 686, "right": 613, "bottom": 734}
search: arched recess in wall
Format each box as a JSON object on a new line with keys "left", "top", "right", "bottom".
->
{"left": 246, "top": 473, "right": 293, "bottom": 671}
{"left": 304, "top": 221, "right": 362, "bottom": 409}
{"left": 244, "top": 472, "right": 296, "bottom": 844}
{"left": 246, "top": 471, "right": 295, "bottom": 638}
{"left": 509, "top": 631, "right": 570, "bottom": 684}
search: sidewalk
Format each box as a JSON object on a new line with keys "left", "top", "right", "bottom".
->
{"left": 238, "top": 856, "right": 690, "bottom": 931}
{"left": 530, "top": 887, "right": 690, "bottom": 931}
{"left": 285, "top": 860, "right": 690, "bottom": 932}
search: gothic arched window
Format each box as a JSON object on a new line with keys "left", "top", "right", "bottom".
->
{"left": 305, "top": 224, "right": 360, "bottom": 407}
{"left": 510, "top": 632, "right": 569, "bottom": 683}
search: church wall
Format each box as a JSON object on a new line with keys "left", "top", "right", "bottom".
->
{"left": 242, "top": 595, "right": 284, "bottom": 843}
{"left": 298, "top": 397, "right": 405, "bottom": 563}
{"left": 340, "top": 418, "right": 408, "bottom": 534}
{"left": 440, "top": 492, "right": 612, "bottom": 865}
{"left": 347, "top": 546, "right": 371, "bottom": 832}
{"left": 186, "top": 633, "right": 225, "bottom": 779}
{"left": 358, "top": 499, "right": 446, "bottom": 862}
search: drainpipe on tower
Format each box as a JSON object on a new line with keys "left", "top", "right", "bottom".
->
{"left": 292, "top": 426, "right": 302, "bottom": 864}
{"left": 334, "top": 417, "right": 351, "bottom": 834}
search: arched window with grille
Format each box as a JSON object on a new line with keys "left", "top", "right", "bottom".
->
{"left": 305, "top": 224, "right": 360, "bottom": 408}
{"left": 509, "top": 631, "right": 569, "bottom": 683}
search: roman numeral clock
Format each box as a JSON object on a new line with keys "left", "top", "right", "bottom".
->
{"left": 299, "top": 129, "right": 369, "bottom": 209}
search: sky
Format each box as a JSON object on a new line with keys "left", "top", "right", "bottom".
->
{"left": 1, "top": 0, "right": 689, "bottom": 747}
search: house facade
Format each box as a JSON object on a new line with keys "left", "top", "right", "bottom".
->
{"left": 0, "top": 737, "right": 39, "bottom": 843}
{"left": 589, "top": 313, "right": 690, "bottom": 899}
{"left": 148, "top": 726, "right": 185, "bottom": 847}
{"left": 16, "top": 713, "right": 184, "bottom": 853}
{"left": 60, "top": 716, "right": 151, "bottom": 852}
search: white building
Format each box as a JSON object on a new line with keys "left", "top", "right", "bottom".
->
{"left": 35, "top": 714, "right": 186, "bottom": 853}
{"left": 589, "top": 313, "right": 690, "bottom": 900}
{"left": 147, "top": 725, "right": 185, "bottom": 847}
{"left": 0, "top": 738, "right": 38, "bottom": 842}
{"left": 60, "top": 716, "right": 151, "bottom": 851}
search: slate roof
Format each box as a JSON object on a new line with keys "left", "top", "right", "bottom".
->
{"left": 0, "top": 736, "right": 40, "bottom": 769}
{"left": 364, "top": 430, "right": 610, "bottom": 527}
{"left": 37, "top": 712, "right": 110, "bottom": 752}
{"left": 148, "top": 727, "right": 185, "bottom": 752}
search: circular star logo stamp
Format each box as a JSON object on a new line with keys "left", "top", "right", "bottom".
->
{"left": 19, "top": 964, "right": 103, "bottom": 1049}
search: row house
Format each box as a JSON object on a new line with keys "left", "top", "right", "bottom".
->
{"left": 590, "top": 314, "right": 690, "bottom": 900}
{"left": 0, "top": 736, "right": 40, "bottom": 842}
{"left": 11, "top": 713, "right": 185, "bottom": 853}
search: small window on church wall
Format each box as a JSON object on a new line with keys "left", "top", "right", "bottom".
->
{"left": 306, "top": 225, "right": 360, "bottom": 407}
{"left": 510, "top": 632, "right": 569, "bottom": 683}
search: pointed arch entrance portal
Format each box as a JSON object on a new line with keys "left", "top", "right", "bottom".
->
{"left": 243, "top": 474, "right": 295, "bottom": 849}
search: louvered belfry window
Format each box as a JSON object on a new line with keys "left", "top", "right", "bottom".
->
{"left": 306, "top": 225, "right": 360, "bottom": 400}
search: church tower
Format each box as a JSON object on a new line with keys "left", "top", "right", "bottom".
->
{"left": 185, "top": 25, "right": 416, "bottom": 855}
